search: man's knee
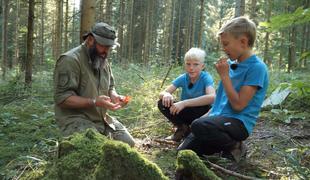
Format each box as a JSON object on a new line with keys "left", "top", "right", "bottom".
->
{"left": 112, "top": 130, "right": 135, "bottom": 147}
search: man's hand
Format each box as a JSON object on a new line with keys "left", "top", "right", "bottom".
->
{"left": 162, "top": 92, "right": 174, "bottom": 107}
{"left": 95, "top": 95, "right": 121, "bottom": 110}
{"left": 169, "top": 101, "right": 185, "bottom": 115}
{"left": 215, "top": 57, "right": 230, "bottom": 78}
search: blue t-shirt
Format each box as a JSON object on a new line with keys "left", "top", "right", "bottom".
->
{"left": 209, "top": 55, "right": 269, "bottom": 134}
{"left": 172, "top": 71, "right": 214, "bottom": 101}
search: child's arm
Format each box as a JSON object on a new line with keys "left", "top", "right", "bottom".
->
{"left": 169, "top": 86, "right": 215, "bottom": 115}
{"left": 180, "top": 86, "right": 215, "bottom": 107}
{"left": 159, "top": 85, "right": 177, "bottom": 107}
{"left": 215, "top": 58, "right": 257, "bottom": 112}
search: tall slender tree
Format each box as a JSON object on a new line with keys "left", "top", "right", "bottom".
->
{"left": 198, "top": 0, "right": 205, "bottom": 48}
{"left": 40, "top": 0, "right": 45, "bottom": 64}
{"left": 263, "top": 0, "right": 272, "bottom": 67}
{"left": 55, "top": 0, "right": 63, "bottom": 59}
{"left": 1, "top": 0, "right": 9, "bottom": 79}
{"left": 25, "top": 0, "right": 35, "bottom": 87}
{"left": 80, "top": 0, "right": 96, "bottom": 43}
{"left": 235, "top": 0, "right": 245, "bottom": 17}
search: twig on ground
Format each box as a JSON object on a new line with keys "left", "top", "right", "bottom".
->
{"left": 203, "top": 159, "right": 262, "bottom": 180}
{"left": 153, "top": 139, "right": 179, "bottom": 147}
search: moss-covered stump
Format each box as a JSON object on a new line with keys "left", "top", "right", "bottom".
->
{"left": 23, "top": 129, "right": 168, "bottom": 180}
{"left": 176, "top": 150, "right": 222, "bottom": 180}
{"left": 94, "top": 140, "right": 169, "bottom": 180}
{"left": 55, "top": 129, "right": 107, "bottom": 180}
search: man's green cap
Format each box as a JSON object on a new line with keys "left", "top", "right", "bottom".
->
{"left": 90, "top": 22, "right": 119, "bottom": 46}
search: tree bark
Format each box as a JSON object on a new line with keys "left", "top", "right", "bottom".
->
{"left": 235, "top": 0, "right": 245, "bottom": 17}
{"left": 279, "top": 31, "right": 284, "bottom": 69}
{"left": 198, "top": 0, "right": 205, "bottom": 48}
{"left": 263, "top": 0, "right": 272, "bottom": 67}
{"left": 14, "top": 0, "right": 20, "bottom": 68}
{"left": 25, "top": 0, "right": 35, "bottom": 87}
{"left": 80, "top": 0, "right": 96, "bottom": 43}
{"left": 40, "top": 0, "right": 45, "bottom": 64}
{"left": 1, "top": 0, "right": 9, "bottom": 79}
{"left": 128, "top": 0, "right": 134, "bottom": 63}
{"left": 64, "top": 0, "right": 69, "bottom": 51}
{"left": 288, "top": 26, "right": 297, "bottom": 73}
{"left": 175, "top": 0, "right": 182, "bottom": 64}
{"left": 117, "top": 0, "right": 125, "bottom": 63}
{"left": 55, "top": 0, "right": 63, "bottom": 59}
{"left": 249, "top": 0, "right": 257, "bottom": 24}
{"left": 105, "top": 0, "right": 112, "bottom": 24}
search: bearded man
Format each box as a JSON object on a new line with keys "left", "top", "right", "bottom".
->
{"left": 53, "top": 22, "right": 135, "bottom": 147}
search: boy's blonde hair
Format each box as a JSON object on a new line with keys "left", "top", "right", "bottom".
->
{"left": 184, "top": 48, "right": 206, "bottom": 63}
{"left": 218, "top": 16, "right": 256, "bottom": 48}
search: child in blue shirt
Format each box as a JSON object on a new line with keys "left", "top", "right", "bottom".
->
{"left": 158, "top": 48, "right": 216, "bottom": 142}
{"left": 178, "top": 17, "right": 269, "bottom": 162}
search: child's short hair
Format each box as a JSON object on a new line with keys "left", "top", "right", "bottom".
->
{"left": 218, "top": 16, "right": 256, "bottom": 48}
{"left": 184, "top": 48, "right": 206, "bottom": 63}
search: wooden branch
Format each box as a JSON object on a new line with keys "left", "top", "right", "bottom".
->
{"left": 153, "top": 138, "right": 179, "bottom": 146}
{"left": 203, "top": 159, "right": 262, "bottom": 180}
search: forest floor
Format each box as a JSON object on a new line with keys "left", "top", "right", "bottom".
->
{"left": 0, "top": 66, "right": 309, "bottom": 179}
{"left": 134, "top": 114, "right": 310, "bottom": 179}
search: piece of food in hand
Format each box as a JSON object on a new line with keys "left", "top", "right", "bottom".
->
{"left": 121, "top": 96, "right": 131, "bottom": 104}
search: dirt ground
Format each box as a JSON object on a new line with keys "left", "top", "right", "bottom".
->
{"left": 135, "top": 117, "right": 310, "bottom": 180}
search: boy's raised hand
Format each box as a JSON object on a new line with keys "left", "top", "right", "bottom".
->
{"left": 215, "top": 58, "right": 230, "bottom": 78}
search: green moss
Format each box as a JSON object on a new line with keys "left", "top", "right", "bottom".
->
{"left": 176, "top": 150, "right": 222, "bottom": 180}
{"left": 23, "top": 129, "right": 168, "bottom": 180}
{"left": 94, "top": 140, "right": 168, "bottom": 180}
{"left": 55, "top": 129, "right": 107, "bottom": 180}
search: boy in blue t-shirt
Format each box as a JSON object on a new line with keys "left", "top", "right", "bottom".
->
{"left": 178, "top": 17, "right": 269, "bottom": 162}
{"left": 158, "top": 48, "right": 216, "bottom": 142}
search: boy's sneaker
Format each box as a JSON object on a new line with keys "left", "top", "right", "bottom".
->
{"left": 165, "top": 124, "right": 190, "bottom": 142}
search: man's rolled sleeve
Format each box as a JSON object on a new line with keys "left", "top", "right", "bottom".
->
{"left": 54, "top": 56, "right": 80, "bottom": 105}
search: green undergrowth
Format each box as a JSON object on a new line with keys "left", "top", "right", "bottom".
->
{"left": 0, "top": 64, "right": 309, "bottom": 179}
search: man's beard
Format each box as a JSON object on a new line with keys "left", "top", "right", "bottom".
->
{"left": 88, "top": 43, "right": 107, "bottom": 71}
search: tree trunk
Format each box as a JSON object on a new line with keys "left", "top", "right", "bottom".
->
{"left": 263, "top": 0, "right": 272, "bottom": 67}
{"left": 25, "top": 0, "right": 35, "bottom": 87}
{"left": 190, "top": 1, "right": 196, "bottom": 48}
{"left": 105, "top": 0, "right": 112, "bottom": 24}
{"left": 98, "top": 0, "right": 105, "bottom": 21}
{"left": 305, "top": 24, "right": 310, "bottom": 67}
{"left": 143, "top": 0, "right": 153, "bottom": 65}
{"left": 1, "top": 0, "right": 9, "bottom": 79}
{"left": 128, "top": 0, "right": 134, "bottom": 63}
{"left": 117, "top": 0, "right": 125, "bottom": 63}
{"left": 64, "top": 0, "right": 69, "bottom": 51}
{"left": 14, "top": 0, "right": 20, "bottom": 68}
{"left": 249, "top": 0, "right": 257, "bottom": 24}
{"left": 185, "top": 0, "right": 192, "bottom": 51}
{"left": 80, "top": 0, "right": 96, "bottom": 43}
{"left": 40, "top": 0, "right": 45, "bottom": 64}
{"left": 198, "top": 0, "right": 205, "bottom": 48}
{"left": 169, "top": 0, "right": 176, "bottom": 63}
{"left": 288, "top": 26, "right": 297, "bottom": 73}
{"left": 235, "top": 0, "right": 245, "bottom": 17}
{"left": 175, "top": 0, "right": 182, "bottom": 64}
{"left": 279, "top": 31, "right": 284, "bottom": 69}
{"left": 55, "top": 0, "right": 63, "bottom": 59}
